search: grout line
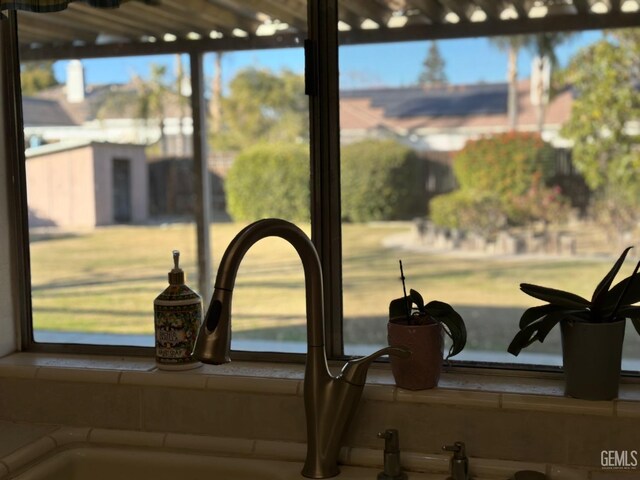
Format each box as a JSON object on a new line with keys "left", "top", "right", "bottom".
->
{"left": 250, "top": 439, "right": 257, "bottom": 454}
{"left": 498, "top": 393, "right": 503, "bottom": 409}
{"left": 116, "top": 371, "right": 124, "bottom": 384}
{"left": 161, "top": 432, "right": 168, "bottom": 447}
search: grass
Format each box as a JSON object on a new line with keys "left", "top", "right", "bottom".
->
{"left": 29, "top": 222, "right": 640, "bottom": 356}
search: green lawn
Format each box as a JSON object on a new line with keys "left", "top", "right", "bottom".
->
{"left": 29, "top": 222, "right": 640, "bottom": 357}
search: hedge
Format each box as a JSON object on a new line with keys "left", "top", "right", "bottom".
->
{"left": 341, "top": 140, "right": 425, "bottom": 222}
{"left": 225, "top": 143, "right": 309, "bottom": 222}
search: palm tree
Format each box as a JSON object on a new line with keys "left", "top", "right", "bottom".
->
{"left": 134, "top": 64, "right": 170, "bottom": 155}
{"left": 491, "top": 33, "right": 573, "bottom": 132}
{"left": 489, "top": 35, "right": 528, "bottom": 130}
{"left": 525, "top": 32, "right": 574, "bottom": 132}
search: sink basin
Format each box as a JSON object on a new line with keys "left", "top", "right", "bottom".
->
{"left": 14, "top": 446, "right": 427, "bottom": 480}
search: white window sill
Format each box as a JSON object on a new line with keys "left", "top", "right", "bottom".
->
{"left": 0, "top": 352, "right": 639, "bottom": 418}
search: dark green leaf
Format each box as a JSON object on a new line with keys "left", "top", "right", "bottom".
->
{"left": 615, "top": 306, "right": 640, "bottom": 319}
{"left": 533, "top": 311, "right": 566, "bottom": 343}
{"left": 424, "top": 300, "right": 466, "bottom": 358}
{"left": 508, "top": 320, "right": 544, "bottom": 356}
{"left": 389, "top": 296, "right": 411, "bottom": 320}
{"left": 410, "top": 289, "right": 424, "bottom": 310}
{"left": 632, "top": 318, "right": 640, "bottom": 337}
{"left": 591, "top": 246, "right": 633, "bottom": 310}
{"left": 520, "top": 283, "right": 590, "bottom": 308}
{"left": 602, "top": 272, "right": 640, "bottom": 312}
{"left": 519, "top": 304, "right": 567, "bottom": 329}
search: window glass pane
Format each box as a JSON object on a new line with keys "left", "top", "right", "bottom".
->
{"left": 19, "top": 5, "right": 310, "bottom": 352}
{"left": 338, "top": 20, "right": 640, "bottom": 370}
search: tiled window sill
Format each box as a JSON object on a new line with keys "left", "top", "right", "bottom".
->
{"left": 0, "top": 352, "right": 639, "bottom": 418}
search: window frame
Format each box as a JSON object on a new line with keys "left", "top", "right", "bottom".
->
{"left": 6, "top": 2, "right": 640, "bottom": 376}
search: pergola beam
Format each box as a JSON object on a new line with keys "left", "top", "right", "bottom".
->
{"left": 410, "top": 0, "right": 446, "bottom": 23}
{"left": 473, "top": 0, "right": 506, "bottom": 20}
{"left": 572, "top": 0, "right": 592, "bottom": 15}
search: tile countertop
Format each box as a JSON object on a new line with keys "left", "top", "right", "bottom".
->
{"left": 0, "top": 424, "right": 590, "bottom": 480}
{"left": 0, "top": 352, "right": 634, "bottom": 479}
{"left": 0, "top": 352, "right": 638, "bottom": 417}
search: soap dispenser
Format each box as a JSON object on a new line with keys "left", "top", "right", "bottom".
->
{"left": 154, "top": 250, "right": 202, "bottom": 370}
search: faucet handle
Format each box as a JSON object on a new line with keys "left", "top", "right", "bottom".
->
{"left": 443, "top": 441, "right": 466, "bottom": 458}
{"left": 340, "top": 346, "right": 411, "bottom": 386}
{"left": 377, "top": 429, "right": 400, "bottom": 452}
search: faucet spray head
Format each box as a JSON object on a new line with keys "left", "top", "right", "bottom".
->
{"left": 193, "top": 287, "right": 232, "bottom": 365}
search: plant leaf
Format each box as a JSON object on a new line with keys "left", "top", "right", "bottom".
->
{"left": 615, "top": 306, "right": 640, "bottom": 319}
{"left": 533, "top": 311, "right": 568, "bottom": 343}
{"left": 632, "top": 318, "right": 640, "bottom": 337}
{"left": 508, "top": 311, "right": 573, "bottom": 356}
{"left": 520, "top": 283, "right": 590, "bottom": 308}
{"left": 409, "top": 289, "right": 424, "bottom": 310}
{"left": 508, "top": 320, "right": 544, "bottom": 356}
{"left": 424, "top": 300, "right": 466, "bottom": 358}
{"left": 591, "top": 246, "right": 633, "bottom": 310}
{"left": 519, "top": 304, "right": 566, "bottom": 329}
{"left": 389, "top": 296, "right": 411, "bottom": 320}
{"left": 602, "top": 272, "right": 640, "bottom": 313}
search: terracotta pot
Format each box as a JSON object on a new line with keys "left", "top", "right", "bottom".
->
{"left": 387, "top": 318, "right": 444, "bottom": 390}
{"left": 561, "top": 318, "right": 625, "bottom": 401}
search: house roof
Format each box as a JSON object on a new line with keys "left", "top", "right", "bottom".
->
{"left": 23, "top": 82, "right": 194, "bottom": 125}
{"left": 340, "top": 80, "right": 573, "bottom": 133}
{"left": 21, "top": 96, "right": 77, "bottom": 126}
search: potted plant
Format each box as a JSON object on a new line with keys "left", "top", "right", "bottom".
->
{"left": 388, "top": 262, "right": 467, "bottom": 390}
{"left": 508, "top": 246, "right": 640, "bottom": 400}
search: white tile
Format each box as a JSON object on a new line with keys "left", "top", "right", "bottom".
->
{"left": 48, "top": 427, "right": 90, "bottom": 446}
{"left": 0, "top": 353, "right": 155, "bottom": 371}
{"left": 343, "top": 446, "right": 379, "bottom": 467}
{"left": 0, "top": 365, "right": 38, "bottom": 379}
{"left": 615, "top": 400, "right": 640, "bottom": 418}
{"left": 548, "top": 463, "right": 590, "bottom": 480}
{"left": 37, "top": 367, "right": 120, "bottom": 384}
{"left": 89, "top": 429, "right": 165, "bottom": 448}
{"left": 253, "top": 439, "right": 307, "bottom": 461}
{"left": 402, "top": 451, "right": 449, "bottom": 474}
{"left": 165, "top": 433, "right": 254, "bottom": 456}
{"left": 471, "top": 457, "right": 546, "bottom": 478}
{"left": 501, "top": 393, "right": 614, "bottom": 416}
{"left": 206, "top": 375, "right": 299, "bottom": 395}
{"left": 2, "top": 437, "right": 56, "bottom": 473}
{"left": 397, "top": 388, "right": 500, "bottom": 408}
{"left": 363, "top": 384, "right": 395, "bottom": 402}
{"left": 120, "top": 371, "right": 207, "bottom": 389}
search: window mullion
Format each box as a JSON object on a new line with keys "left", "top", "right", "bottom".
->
{"left": 307, "top": 0, "right": 344, "bottom": 358}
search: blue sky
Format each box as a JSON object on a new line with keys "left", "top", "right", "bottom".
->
{"left": 52, "top": 31, "right": 602, "bottom": 91}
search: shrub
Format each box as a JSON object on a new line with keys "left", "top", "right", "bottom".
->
{"left": 341, "top": 140, "right": 425, "bottom": 222}
{"left": 430, "top": 190, "right": 506, "bottom": 239}
{"left": 225, "top": 143, "right": 309, "bottom": 222}
{"left": 453, "top": 132, "right": 555, "bottom": 201}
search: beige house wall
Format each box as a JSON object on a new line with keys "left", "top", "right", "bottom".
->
{"left": 92, "top": 143, "right": 148, "bottom": 225}
{"left": 26, "top": 145, "right": 97, "bottom": 228}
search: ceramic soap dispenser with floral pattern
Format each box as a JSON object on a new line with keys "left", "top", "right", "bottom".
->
{"left": 154, "top": 250, "right": 202, "bottom": 370}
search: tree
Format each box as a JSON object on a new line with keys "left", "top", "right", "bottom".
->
{"left": 560, "top": 31, "right": 640, "bottom": 236}
{"left": 133, "top": 64, "right": 170, "bottom": 155}
{"left": 489, "top": 33, "right": 573, "bottom": 131}
{"left": 212, "top": 67, "right": 308, "bottom": 152}
{"left": 489, "top": 36, "right": 528, "bottom": 130}
{"left": 525, "top": 32, "right": 574, "bottom": 132}
{"left": 418, "top": 41, "right": 447, "bottom": 86}
{"left": 20, "top": 61, "right": 59, "bottom": 95}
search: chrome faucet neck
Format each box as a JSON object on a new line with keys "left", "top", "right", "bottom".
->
{"left": 194, "top": 219, "right": 409, "bottom": 479}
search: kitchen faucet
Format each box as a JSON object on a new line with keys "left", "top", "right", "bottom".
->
{"left": 193, "top": 218, "right": 409, "bottom": 478}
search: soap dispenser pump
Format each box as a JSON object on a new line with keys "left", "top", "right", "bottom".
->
{"left": 154, "top": 250, "right": 202, "bottom": 370}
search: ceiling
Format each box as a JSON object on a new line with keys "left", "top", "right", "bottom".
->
{"left": 14, "top": 0, "right": 640, "bottom": 60}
